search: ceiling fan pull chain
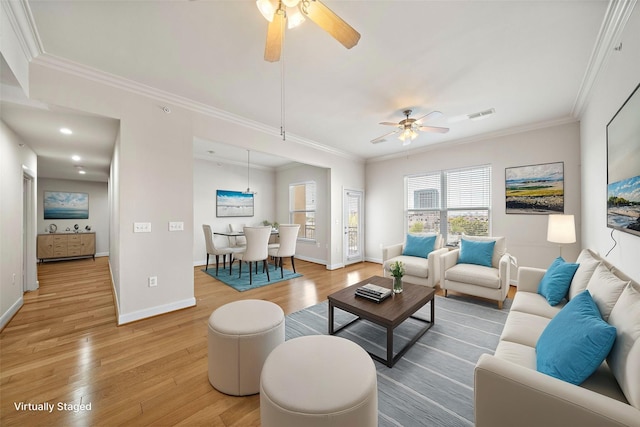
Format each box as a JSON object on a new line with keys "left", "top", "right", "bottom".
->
{"left": 280, "top": 13, "right": 286, "bottom": 141}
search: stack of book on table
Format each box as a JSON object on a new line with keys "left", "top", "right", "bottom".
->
{"left": 355, "top": 283, "right": 391, "bottom": 303}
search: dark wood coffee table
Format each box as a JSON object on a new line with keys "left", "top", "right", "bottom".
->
{"left": 328, "top": 275, "right": 435, "bottom": 367}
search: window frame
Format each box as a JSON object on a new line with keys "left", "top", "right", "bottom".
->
{"left": 405, "top": 165, "right": 492, "bottom": 245}
{"left": 289, "top": 180, "right": 317, "bottom": 242}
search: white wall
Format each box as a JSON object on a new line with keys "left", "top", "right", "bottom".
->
{"left": 366, "top": 121, "right": 582, "bottom": 271}
{"left": 37, "top": 178, "right": 110, "bottom": 256}
{"left": 580, "top": 6, "right": 640, "bottom": 282}
{"left": 0, "top": 120, "right": 37, "bottom": 329}
{"left": 193, "top": 157, "right": 275, "bottom": 265}
{"left": 275, "top": 163, "right": 330, "bottom": 265}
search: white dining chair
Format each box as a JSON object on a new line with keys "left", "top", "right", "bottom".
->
{"left": 232, "top": 226, "right": 272, "bottom": 285}
{"left": 228, "top": 223, "right": 247, "bottom": 248}
{"left": 203, "top": 224, "right": 241, "bottom": 276}
{"left": 268, "top": 224, "right": 300, "bottom": 278}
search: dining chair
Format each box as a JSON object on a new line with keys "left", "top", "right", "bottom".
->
{"left": 203, "top": 224, "right": 240, "bottom": 276}
{"left": 268, "top": 224, "right": 300, "bottom": 278}
{"left": 233, "top": 226, "right": 272, "bottom": 285}
{"left": 228, "top": 223, "right": 247, "bottom": 248}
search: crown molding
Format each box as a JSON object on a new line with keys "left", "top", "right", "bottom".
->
{"left": 366, "top": 116, "right": 578, "bottom": 165}
{"left": 31, "top": 53, "right": 363, "bottom": 163}
{"left": 572, "top": 0, "right": 637, "bottom": 118}
{"left": 1, "top": 0, "right": 44, "bottom": 61}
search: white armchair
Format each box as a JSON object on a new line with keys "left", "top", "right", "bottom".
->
{"left": 382, "top": 233, "right": 448, "bottom": 288}
{"left": 441, "top": 236, "right": 512, "bottom": 309}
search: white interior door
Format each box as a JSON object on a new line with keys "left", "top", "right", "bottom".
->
{"left": 343, "top": 189, "right": 364, "bottom": 264}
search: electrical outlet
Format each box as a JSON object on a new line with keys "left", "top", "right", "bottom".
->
{"left": 12, "top": 273, "right": 16, "bottom": 285}
{"left": 148, "top": 276, "right": 157, "bottom": 287}
{"left": 134, "top": 222, "right": 152, "bottom": 233}
{"left": 168, "top": 221, "right": 184, "bottom": 231}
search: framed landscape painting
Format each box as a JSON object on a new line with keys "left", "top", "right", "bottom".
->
{"left": 44, "top": 191, "right": 89, "bottom": 219}
{"left": 607, "top": 82, "right": 640, "bottom": 237}
{"left": 216, "top": 190, "right": 254, "bottom": 217}
{"left": 505, "top": 162, "right": 564, "bottom": 214}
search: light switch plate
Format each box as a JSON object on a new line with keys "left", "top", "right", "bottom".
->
{"left": 169, "top": 221, "right": 184, "bottom": 231}
{"left": 134, "top": 222, "right": 152, "bottom": 233}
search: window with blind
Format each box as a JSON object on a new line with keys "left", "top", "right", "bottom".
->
{"left": 406, "top": 165, "right": 491, "bottom": 245}
{"left": 289, "top": 181, "right": 316, "bottom": 241}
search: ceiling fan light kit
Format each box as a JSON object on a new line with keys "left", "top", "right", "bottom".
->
{"left": 258, "top": 0, "right": 361, "bottom": 62}
{"left": 371, "top": 109, "right": 450, "bottom": 146}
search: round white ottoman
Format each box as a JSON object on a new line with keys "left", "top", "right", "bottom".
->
{"left": 260, "top": 335, "right": 378, "bottom": 427}
{"left": 208, "top": 299, "right": 284, "bottom": 396}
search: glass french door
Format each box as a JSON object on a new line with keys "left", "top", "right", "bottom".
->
{"left": 343, "top": 189, "right": 364, "bottom": 264}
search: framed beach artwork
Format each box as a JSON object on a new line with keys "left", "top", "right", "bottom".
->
{"left": 607, "top": 82, "right": 640, "bottom": 237}
{"left": 505, "top": 162, "right": 564, "bottom": 214}
{"left": 216, "top": 190, "right": 254, "bottom": 217}
{"left": 44, "top": 191, "right": 89, "bottom": 219}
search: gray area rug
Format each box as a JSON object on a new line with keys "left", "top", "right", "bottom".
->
{"left": 285, "top": 294, "right": 511, "bottom": 426}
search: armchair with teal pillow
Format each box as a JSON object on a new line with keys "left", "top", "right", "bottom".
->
{"left": 441, "top": 235, "right": 512, "bottom": 309}
{"left": 382, "top": 233, "right": 448, "bottom": 287}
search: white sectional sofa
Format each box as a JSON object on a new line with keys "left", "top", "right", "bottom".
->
{"left": 474, "top": 249, "right": 640, "bottom": 427}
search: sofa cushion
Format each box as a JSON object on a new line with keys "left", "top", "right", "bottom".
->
{"left": 444, "top": 263, "right": 500, "bottom": 289}
{"left": 586, "top": 263, "right": 629, "bottom": 321}
{"left": 494, "top": 340, "right": 536, "bottom": 370}
{"left": 510, "top": 291, "right": 565, "bottom": 319}
{"left": 536, "top": 290, "right": 617, "bottom": 385}
{"left": 607, "top": 281, "right": 640, "bottom": 409}
{"left": 402, "top": 234, "right": 436, "bottom": 258}
{"left": 568, "top": 250, "right": 601, "bottom": 300}
{"left": 538, "top": 257, "right": 579, "bottom": 306}
{"left": 462, "top": 235, "right": 505, "bottom": 268}
{"left": 384, "top": 255, "right": 428, "bottom": 278}
{"left": 458, "top": 238, "right": 495, "bottom": 267}
{"left": 500, "top": 310, "right": 551, "bottom": 347}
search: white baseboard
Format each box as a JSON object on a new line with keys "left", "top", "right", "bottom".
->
{"left": 294, "top": 254, "right": 326, "bottom": 266}
{"left": 365, "top": 256, "right": 383, "bottom": 264}
{"left": 326, "top": 263, "right": 344, "bottom": 270}
{"left": 96, "top": 252, "right": 109, "bottom": 258}
{"left": 0, "top": 296, "right": 23, "bottom": 330}
{"left": 118, "top": 297, "right": 196, "bottom": 325}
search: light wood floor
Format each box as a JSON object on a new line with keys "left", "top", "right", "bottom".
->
{"left": 0, "top": 257, "right": 515, "bottom": 426}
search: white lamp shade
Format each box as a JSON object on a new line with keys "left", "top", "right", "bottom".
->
{"left": 547, "top": 214, "right": 576, "bottom": 244}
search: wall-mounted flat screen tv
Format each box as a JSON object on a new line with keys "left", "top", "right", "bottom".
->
{"left": 607, "top": 82, "right": 640, "bottom": 237}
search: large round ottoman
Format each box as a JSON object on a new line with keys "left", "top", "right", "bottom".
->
{"left": 260, "top": 335, "right": 378, "bottom": 427}
{"left": 208, "top": 299, "right": 284, "bottom": 396}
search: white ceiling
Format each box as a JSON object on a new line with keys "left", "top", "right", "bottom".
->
{"left": 1, "top": 0, "right": 611, "bottom": 179}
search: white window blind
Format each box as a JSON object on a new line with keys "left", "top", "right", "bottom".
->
{"left": 406, "top": 165, "right": 491, "bottom": 244}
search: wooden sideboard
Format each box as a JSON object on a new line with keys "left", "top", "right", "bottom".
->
{"left": 37, "top": 232, "right": 96, "bottom": 262}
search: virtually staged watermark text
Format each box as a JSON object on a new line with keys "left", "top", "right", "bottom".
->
{"left": 14, "top": 402, "right": 92, "bottom": 413}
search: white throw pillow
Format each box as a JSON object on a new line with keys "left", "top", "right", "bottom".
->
{"left": 586, "top": 264, "right": 629, "bottom": 321}
{"left": 568, "top": 253, "right": 600, "bottom": 300}
{"left": 607, "top": 281, "right": 640, "bottom": 408}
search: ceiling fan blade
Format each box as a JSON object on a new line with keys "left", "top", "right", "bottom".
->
{"left": 419, "top": 125, "right": 450, "bottom": 134}
{"left": 301, "top": 0, "right": 360, "bottom": 49}
{"left": 379, "top": 122, "right": 401, "bottom": 127}
{"left": 371, "top": 130, "right": 399, "bottom": 144}
{"left": 414, "top": 110, "right": 443, "bottom": 123}
{"left": 264, "top": 12, "right": 285, "bottom": 62}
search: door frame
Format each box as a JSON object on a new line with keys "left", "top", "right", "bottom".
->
{"left": 343, "top": 188, "right": 364, "bottom": 265}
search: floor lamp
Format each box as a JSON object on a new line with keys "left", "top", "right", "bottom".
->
{"left": 547, "top": 214, "right": 576, "bottom": 258}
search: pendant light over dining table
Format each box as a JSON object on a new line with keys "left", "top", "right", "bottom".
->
{"left": 244, "top": 150, "right": 256, "bottom": 195}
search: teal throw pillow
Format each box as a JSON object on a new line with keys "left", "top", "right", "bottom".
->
{"left": 536, "top": 290, "right": 616, "bottom": 385}
{"left": 457, "top": 238, "right": 495, "bottom": 267}
{"left": 538, "top": 257, "right": 579, "bottom": 306}
{"left": 402, "top": 234, "right": 436, "bottom": 259}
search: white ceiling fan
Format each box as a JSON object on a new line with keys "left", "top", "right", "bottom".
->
{"left": 371, "top": 110, "right": 450, "bottom": 146}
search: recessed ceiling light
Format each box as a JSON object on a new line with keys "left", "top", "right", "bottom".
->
{"left": 60, "top": 128, "right": 73, "bottom": 135}
{"left": 78, "top": 170, "right": 86, "bottom": 175}
{"left": 72, "top": 155, "right": 81, "bottom": 161}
